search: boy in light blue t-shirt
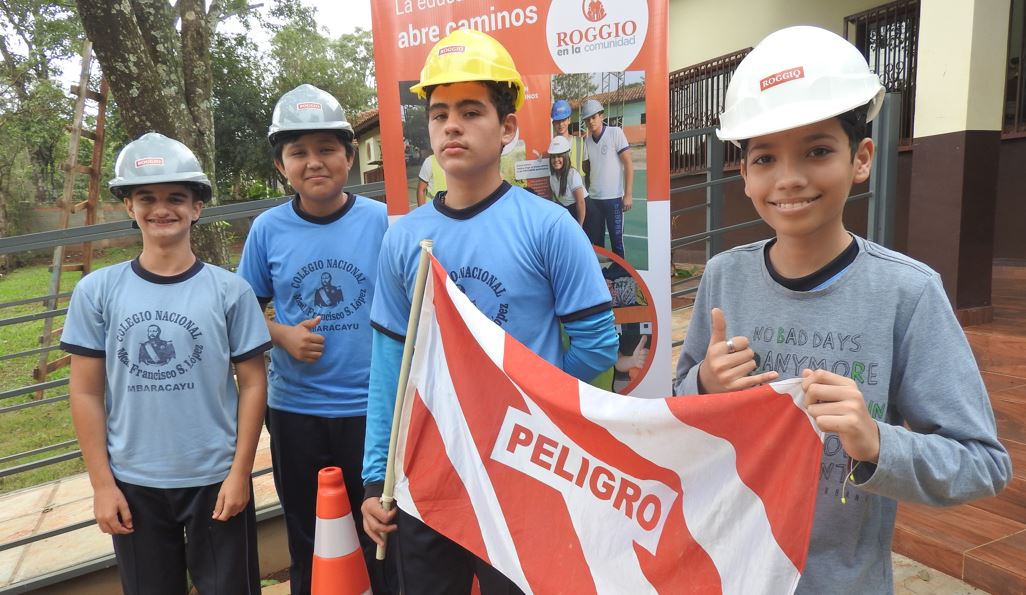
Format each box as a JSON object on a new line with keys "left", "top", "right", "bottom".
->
{"left": 360, "top": 29, "right": 619, "bottom": 593}
{"left": 237, "top": 84, "right": 394, "bottom": 595}
{"left": 62, "top": 133, "right": 271, "bottom": 595}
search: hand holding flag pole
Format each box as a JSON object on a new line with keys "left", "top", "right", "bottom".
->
{"left": 377, "top": 239, "right": 434, "bottom": 560}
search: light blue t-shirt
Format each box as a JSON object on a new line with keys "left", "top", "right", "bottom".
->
{"left": 371, "top": 182, "right": 612, "bottom": 361}
{"left": 364, "top": 182, "right": 614, "bottom": 486}
{"left": 237, "top": 194, "right": 387, "bottom": 417}
{"left": 60, "top": 259, "right": 272, "bottom": 489}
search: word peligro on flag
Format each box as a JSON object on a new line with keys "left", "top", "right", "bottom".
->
{"left": 392, "top": 256, "right": 824, "bottom": 594}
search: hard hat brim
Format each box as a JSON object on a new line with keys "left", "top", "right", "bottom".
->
{"left": 109, "top": 171, "right": 211, "bottom": 191}
{"left": 410, "top": 77, "right": 525, "bottom": 112}
{"left": 717, "top": 86, "right": 884, "bottom": 145}
{"left": 267, "top": 123, "right": 355, "bottom": 146}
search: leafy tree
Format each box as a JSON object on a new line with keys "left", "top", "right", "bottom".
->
{"left": 552, "top": 73, "right": 598, "bottom": 103}
{"left": 212, "top": 31, "right": 275, "bottom": 200}
{"left": 270, "top": 21, "right": 376, "bottom": 117}
{"left": 74, "top": 0, "right": 255, "bottom": 266}
{"left": 0, "top": 0, "right": 80, "bottom": 203}
{"left": 0, "top": 0, "right": 81, "bottom": 270}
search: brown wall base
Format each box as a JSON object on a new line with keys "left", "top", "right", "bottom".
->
{"left": 957, "top": 305, "right": 995, "bottom": 327}
{"left": 908, "top": 129, "right": 1000, "bottom": 310}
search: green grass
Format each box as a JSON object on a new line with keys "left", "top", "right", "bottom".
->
{"left": 0, "top": 244, "right": 141, "bottom": 494}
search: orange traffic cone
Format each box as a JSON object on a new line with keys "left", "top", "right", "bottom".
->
{"left": 312, "top": 467, "right": 371, "bottom": 595}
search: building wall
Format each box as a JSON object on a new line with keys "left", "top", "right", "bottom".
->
{"left": 668, "top": 0, "right": 883, "bottom": 70}
{"left": 914, "top": 0, "right": 1008, "bottom": 136}
{"left": 622, "top": 99, "right": 645, "bottom": 127}
{"left": 355, "top": 127, "right": 383, "bottom": 184}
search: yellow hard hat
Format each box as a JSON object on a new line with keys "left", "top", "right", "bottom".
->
{"left": 410, "top": 28, "right": 525, "bottom": 111}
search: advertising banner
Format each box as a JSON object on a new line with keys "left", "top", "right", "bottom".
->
{"left": 371, "top": 0, "right": 670, "bottom": 396}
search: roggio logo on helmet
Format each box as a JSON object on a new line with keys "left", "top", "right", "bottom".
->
{"left": 135, "top": 158, "right": 164, "bottom": 168}
{"left": 438, "top": 45, "right": 465, "bottom": 55}
{"left": 760, "top": 67, "right": 805, "bottom": 91}
{"left": 296, "top": 102, "right": 322, "bottom": 110}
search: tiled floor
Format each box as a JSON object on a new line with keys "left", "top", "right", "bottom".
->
{"left": 894, "top": 265, "right": 1026, "bottom": 593}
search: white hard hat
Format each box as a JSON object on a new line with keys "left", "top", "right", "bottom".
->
{"left": 717, "top": 26, "right": 885, "bottom": 145}
{"left": 269, "top": 84, "right": 354, "bottom": 146}
{"left": 548, "top": 136, "right": 571, "bottom": 155}
{"left": 581, "top": 99, "right": 603, "bottom": 119}
{"left": 109, "top": 133, "right": 211, "bottom": 201}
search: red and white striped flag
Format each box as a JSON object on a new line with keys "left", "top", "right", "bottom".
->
{"left": 393, "top": 256, "right": 824, "bottom": 594}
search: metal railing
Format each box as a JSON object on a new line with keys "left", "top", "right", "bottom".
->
{"left": 0, "top": 182, "right": 385, "bottom": 591}
{"left": 846, "top": 0, "right": 920, "bottom": 147}
{"left": 668, "top": 49, "right": 749, "bottom": 174}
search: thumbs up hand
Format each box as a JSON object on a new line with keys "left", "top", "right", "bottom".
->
{"left": 697, "top": 308, "right": 778, "bottom": 394}
{"left": 280, "top": 315, "right": 325, "bottom": 363}
{"left": 615, "top": 335, "right": 649, "bottom": 372}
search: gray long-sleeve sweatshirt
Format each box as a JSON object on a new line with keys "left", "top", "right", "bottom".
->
{"left": 674, "top": 236, "right": 1011, "bottom": 594}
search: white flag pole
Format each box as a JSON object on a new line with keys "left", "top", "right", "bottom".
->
{"left": 377, "top": 239, "right": 433, "bottom": 560}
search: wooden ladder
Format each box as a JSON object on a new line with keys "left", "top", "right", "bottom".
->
{"left": 33, "top": 40, "right": 109, "bottom": 396}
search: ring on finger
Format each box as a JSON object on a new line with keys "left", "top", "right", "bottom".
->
{"left": 726, "top": 338, "right": 736, "bottom": 354}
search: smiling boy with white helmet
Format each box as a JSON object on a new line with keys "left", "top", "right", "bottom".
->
{"left": 673, "top": 26, "right": 1009, "bottom": 593}
{"left": 63, "top": 133, "right": 272, "bottom": 594}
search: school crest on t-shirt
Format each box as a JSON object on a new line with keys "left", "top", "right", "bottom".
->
{"left": 114, "top": 310, "right": 205, "bottom": 392}
{"left": 290, "top": 258, "right": 369, "bottom": 332}
{"left": 448, "top": 265, "right": 511, "bottom": 327}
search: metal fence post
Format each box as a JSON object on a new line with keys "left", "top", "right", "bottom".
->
{"left": 868, "top": 92, "right": 900, "bottom": 248}
{"left": 706, "top": 133, "right": 725, "bottom": 259}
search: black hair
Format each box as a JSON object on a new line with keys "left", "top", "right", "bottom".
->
{"left": 739, "top": 105, "right": 870, "bottom": 161}
{"left": 424, "top": 80, "right": 519, "bottom": 122}
{"left": 271, "top": 130, "right": 356, "bottom": 163}
{"left": 549, "top": 152, "right": 571, "bottom": 198}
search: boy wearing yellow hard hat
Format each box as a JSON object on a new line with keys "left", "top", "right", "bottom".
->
{"left": 361, "top": 28, "right": 618, "bottom": 592}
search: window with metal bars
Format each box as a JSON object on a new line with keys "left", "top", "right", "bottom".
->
{"left": 845, "top": 0, "right": 920, "bottom": 147}
{"left": 668, "top": 49, "right": 749, "bottom": 174}
{"left": 1004, "top": 0, "right": 1026, "bottom": 137}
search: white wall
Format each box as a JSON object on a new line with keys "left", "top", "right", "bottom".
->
{"left": 669, "top": 0, "right": 883, "bottom": 71}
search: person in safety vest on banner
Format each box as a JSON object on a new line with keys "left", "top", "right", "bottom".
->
{"left": 551, "top": 98, "right": 602, "bottom": 242}
{"left": 361, "top": 28, "right": 618, "bottom": 594}
{"left": 672, "top": 26, "right": 1010, "bottom": 594}
{"left": 416, "top": 154, "right": 446, "bottom": 206}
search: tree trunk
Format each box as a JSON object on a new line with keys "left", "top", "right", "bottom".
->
{"left": 75, "top": 0, "right": 229, "bottom": 267}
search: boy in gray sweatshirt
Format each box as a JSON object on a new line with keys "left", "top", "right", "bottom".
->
{"left": 674, "top": 26, "right": 1010, "bottom": 594}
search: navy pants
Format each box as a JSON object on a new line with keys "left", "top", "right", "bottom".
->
{"left": 589, "top": 197, "right": 625, "bottom": 257}
{"left": 112, "top": 479, "right": 260, "bottom": 595}
{"left": 267, "top": 408, "right": 398, "bottom": 595}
